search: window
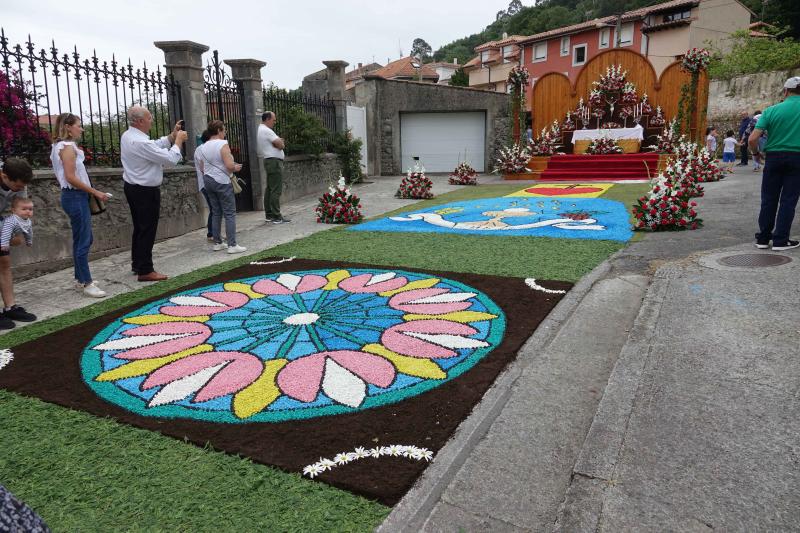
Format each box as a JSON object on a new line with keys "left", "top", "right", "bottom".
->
{"left": 533, "top": 42, "right": 547, "bottom": 62}
{"left": 617, "top": 22, "right": 634, "bottom": 46}
{"left": 572, "top": 44, "right": 587, "bottom": 66}
{"left": 599, "top": 28, "right": 610, "bottom": 49}
{"left": 560, "top": 36, "right": 570, "bottom": 56}
{"left": 506, "top": 83, "right": 513, "bottom": 94}
{"left": 502, "top": 45, "right": 515, "bottom": 63}
{"left": 480, "top": 50, "right": 490, "bottom": 64}
{"left": 663, "top": 10, "right": 691, "bottom": 23}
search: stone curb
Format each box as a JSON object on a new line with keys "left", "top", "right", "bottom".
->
{"left": 378, "top": 250, "right": 626, "bottom": 532}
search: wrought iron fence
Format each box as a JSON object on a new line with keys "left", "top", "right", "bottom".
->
{"left": 261, "top": 86, "right": 336, "bottom": 155}
{"left": 0, "top": 28, "right": 182, "bottom": 166}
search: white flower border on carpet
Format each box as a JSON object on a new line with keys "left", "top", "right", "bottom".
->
{"left": 303, "top": 444, "right": 434, "bottom": 478}
{"left": 0, "top": 349, "right": 13, "bottom": 371}
{"left": 525, "top": 278, "right": 567, "bottom": 295}
{"left": 249, "top": 256, "right": 296, "bottom": 266}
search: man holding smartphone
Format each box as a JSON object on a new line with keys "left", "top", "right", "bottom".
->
{"left": 120, "top": 105, "right": 188, "bottom": 281}
{"left": 257, "top": 111, "right": 289, "bottom": 224}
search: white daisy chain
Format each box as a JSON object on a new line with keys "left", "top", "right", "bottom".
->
{"left": 524, "top": 278, "right": 567, "bottom": 295}
{"left": 249, "top": 256, "right": 296, "bottom": 265}
{"left": 0, "top": 349, "right": 13, "bottom": 371}
{"left": 301, "top": 444, "right": 435, "bottom": 477}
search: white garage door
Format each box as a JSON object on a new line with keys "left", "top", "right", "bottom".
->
{"left": 400, "top": 112, "right": 486, "bottom": 173}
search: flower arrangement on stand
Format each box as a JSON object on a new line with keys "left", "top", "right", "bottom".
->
{"left": 647, "top": 119, "right": 682, "bottom": 153}
{"left": 528, "top": 122, "right": 562, "bottom": 156}
{"left": 631, "top": 161, "right": 702, "bottom": 231}
{"left": 495, "top": 142, "right": 532, "bottom": 175}
{"left": 640, "top": 93, "right": 653, "bottom": 114}
{"left": 593, "top": 64, "right": 627, "bottom": 93}
{"left": 619, "top": 106, "right": 634, "bottom": 127}
{"left": 449, "top": 161, "right": 478, "bottom": 185}
{"left": 585, "top": 136, "right": 623, "bottom": 155}
{"left": 621, "top": 82, "right": 638, "bottom": 104}
{"left": 396, "top": 163, "right": 434, "bottom": 199}
{"left": 681, "top": 48, "right": 711, "bottom": 73}
{"left": 649, "top": 106, "right": 666, "bottom": 128}
{"left": 315, "top": 174, "right": 364, "bottom": 224}
{"left": 562, "top": 111, "right": 576, "bottom": 131}
{"left": 588, "top": 89, "right": 603, "bottom": 107}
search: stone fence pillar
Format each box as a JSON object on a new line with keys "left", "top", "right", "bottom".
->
{"left": 154, "top": 40, "right": 209, "bottom": 159}
{"left": 225, "top": 59, "right": 267, "bottom": 212}
{"left": 323, "top": 60, "right": 349, "bottom": 133}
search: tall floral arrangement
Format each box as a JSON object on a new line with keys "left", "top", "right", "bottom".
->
{"left": 632, "top": 156, "right": 702, "bottom": 231}
{"left": 507, "top": 65, "right": 530, "bottom": 144}
{"left": 681, "top": 48, "right": 711, "bottom": 73}
{"left": 649, "top": 105, "right": 666, "bottom": 127}
{"left": 621, "top": 82, "right": 638, "bottom": 104}
{"left": 396, "top": 163, "right": 434, "bottom": 199}
{"left": 676, "top": 48, "right": 710, "bottom": 142}
{"left": 647, "top": 119, "right": 681, "bottom": 153}
{"left": 494, "top": 143, "right": 531, "bottom": 174}
{"left": 0, "top": 70, "right": 51, "bottom": 164}
{"left": 316, "top": 174, "right": 364, "bottom": 224}
{"left": 449, "top": 161, "right": 478, "bottom": 185}
{"left": 593, "top": 64, "right": 627, "bottom": 93}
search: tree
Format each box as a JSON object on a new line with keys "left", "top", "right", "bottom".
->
{"left": 449, "top": 68, "right": 469, "bottom": 87}
{"left": 410, "top": 38, "right": 433, "bottom": 62}
{"left": 507, "top": 0, "right": 524, "bottom": 16}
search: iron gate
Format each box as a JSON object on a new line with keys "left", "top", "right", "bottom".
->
{"left": 203, "top": 50, "right": 252, "bottom": 211}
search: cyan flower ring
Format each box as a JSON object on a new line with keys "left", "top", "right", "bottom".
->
{"left": 81, "top": 269, "right": 505, "bottom": 423}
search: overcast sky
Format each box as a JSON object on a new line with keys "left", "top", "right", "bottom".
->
{"left": 2, "top": 1, "right": 515, "bottom": 89}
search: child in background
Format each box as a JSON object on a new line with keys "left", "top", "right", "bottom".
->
{"left": 0, "top": 197, "right": 33, "bottom": 254}
{"left": 705, "top": 126, "right": 718, "bottom": 156}
{"left": 721, "top": 130, "right": 739, "bottom": 172}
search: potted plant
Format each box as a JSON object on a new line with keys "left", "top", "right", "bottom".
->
{"left": 495, "top": 142, "right": 532, "bottom": 180}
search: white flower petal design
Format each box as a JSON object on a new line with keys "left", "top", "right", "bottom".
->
{"left": 276, "top": 273, "right": 302, "bottom": 292}
{"left": 321, "top": 358, "right": 367, "bottom": 408}
{"left": 94, "top": 332, "right": 195, "bottom": 351}
{"left": 147, "top": 363, "right": 226, "bottom": 407}
{"left": 365, "top": 272, "right": 396, "bottom": 286}
{"left": 302, "top": 444, "right": 435, "bottom": 477}
{"left": 0, "top": 349, "right": 13, "bottom": 371}
{"left": 168, "top": 296, "right": 227, "bottom": 307}
{"left": 249, "top": 256, "right": 296, "bottom": 265}
{"left": 401, "top": 331, "right": 490, "bottom": 350}
{"left": 525, "top": 278, "right": 567, "bottom": 294}
{"left": 407, "top": 292, "right": 477, "bottom": 304}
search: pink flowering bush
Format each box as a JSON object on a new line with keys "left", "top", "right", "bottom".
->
{"left": 0, "top": 71, "right": 51, "bottom": 164}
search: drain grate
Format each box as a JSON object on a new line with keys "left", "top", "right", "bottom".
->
{"left": 717, "top": 253, "right": 792, "bottom": 268}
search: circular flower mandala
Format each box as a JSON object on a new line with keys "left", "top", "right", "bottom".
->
{"left": 81, "top": 269, "right": 505, "bottom": 423}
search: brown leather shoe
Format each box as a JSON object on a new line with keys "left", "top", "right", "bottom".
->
{"left": 137, "top": 271, "right": 168, "bottom": 282}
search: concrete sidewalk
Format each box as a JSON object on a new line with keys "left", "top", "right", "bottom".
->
{"left": 382, "top": 166, "right": 800, "bottom": 531}
{"left": 4, "top": 173, "right": 509, "bottom": 328}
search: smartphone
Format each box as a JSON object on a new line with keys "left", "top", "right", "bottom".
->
{"left": 178, "top": 119, "right": 186, "bottom": 131}
{"left": 106, "top": 193, "right": 113, "bottom": 198}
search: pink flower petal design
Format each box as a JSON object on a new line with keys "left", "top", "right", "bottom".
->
{"left": 388, "top": 288, "right": 473, "bottom": 314}
{"left": 160, "top": 291, "right": 249, "bottom": 317}
{"left": 252, "top": 274, "right": 328, "bottom": 295}
{"left": 338, "top": 272, "right": 408, "bottom": 293}
{"left": 381, "top": 320, "right": 482, "bottom": 359}
{"left": 277, "top": 351, "right": 396, "bottom": 404}
{"left": 141, "top": 351, "right": 263, "bottom": 403}
{"left": 93, "top": 322, "right": 211, "bottom": 360}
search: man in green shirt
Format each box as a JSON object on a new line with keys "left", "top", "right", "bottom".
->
{"left": 750, "top": 76, "right": 800, "bottom": 251}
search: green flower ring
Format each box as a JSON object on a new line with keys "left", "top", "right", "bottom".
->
{"left": 81, "top": 269, "right": 506, "bottom": 423}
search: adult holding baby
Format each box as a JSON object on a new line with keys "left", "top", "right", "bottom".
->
{"left": 51, "top": 112, "right": 111, "bottom": 298}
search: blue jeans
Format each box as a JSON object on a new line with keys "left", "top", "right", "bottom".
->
{"left": 200, "top": 187, "right": 213, "bottom": 237}
{"left": 756, "top": 151, "right": 800, "bottom": 246}
{"left": 61, "top": 189, "right": 94, "bottom": 284}
{"left": 203, "top": 175, "right": 237, "bottom": 246}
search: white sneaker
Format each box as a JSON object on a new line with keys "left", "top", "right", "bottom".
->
{"left": 83, "top": 282, "right": 107, "bottom": 298}
{"left": 212, "top": 243, "right": 227, "bottom": 251}
{"left": 227, "top": 244, "right": 247, "bottom": 254}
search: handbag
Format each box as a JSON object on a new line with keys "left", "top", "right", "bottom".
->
{"left": 87, "top": 177, "right": 106, "bottom": 216}
{"left": 200, "top": 144, "right": 245, "bottom": 195}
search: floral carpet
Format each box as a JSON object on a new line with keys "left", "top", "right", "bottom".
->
{"left": 505, "top": 183, "right": 614, "bottom": 198}
{"left": 349, "top": 197, "right": 633, "bottom": 242}
{"left": 0, "top": 258, "right": 570, "bottom": 505}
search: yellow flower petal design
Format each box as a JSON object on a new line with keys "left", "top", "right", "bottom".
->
{"left": 123, "top": 314, "right": 209, "bottom": 325}
{"left": 324, "top": 270, "right": 351, "bottom": 290}
{"left": 363, "top": 343, "right": 446, "bottom": 380}
{"left": 232, "top": 359, "right": 288, "bottom": 419}
{"left": 95, "top": 344, "right": 214, "bottom": 382}
{"left": 223, "top": 282, "right": 264, "bottom": 299}
{"left": 379, "top": 277, "right": 440, "bottom": 297}
{"left": 403, "top": 311, "right": 498, "bottom": 323}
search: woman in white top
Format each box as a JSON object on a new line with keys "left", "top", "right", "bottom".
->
{"left": 197, "top": 120, "right": 245, "bottom": 254}
{"left": 50, "top": 113, "right": 110, "bottom": 298}
{"left": 193, "top": 129, "right": 213, "bottom": 241}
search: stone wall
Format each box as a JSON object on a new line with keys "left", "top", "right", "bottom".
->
{"left": 14, "top": 166, "right": 204, "bottom": 278}
{"left": 708, "top": 68, "right": 800, "bottom": 122}
{"left": 352, "top": 77, "right": 511, "bottom": 175}
{"left": 281, "top": 153, "right": 343, "bottom": 203}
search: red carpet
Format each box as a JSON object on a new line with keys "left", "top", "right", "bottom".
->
{"left": 540, "top": 153, "right": 660, "bottom": 181}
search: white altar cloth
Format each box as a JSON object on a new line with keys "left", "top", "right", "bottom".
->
{"left": 571, "top": 125, "right": 644, "bottom": 144}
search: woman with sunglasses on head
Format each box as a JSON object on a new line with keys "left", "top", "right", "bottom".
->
{"left": 50, "top": 113, "right": 111, "bottom": 297}
{"left": 197, "top": 120, "right": 246, "bottom": 254}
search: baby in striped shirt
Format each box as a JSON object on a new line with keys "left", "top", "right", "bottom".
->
{"left": 0, "top": 197, "right": 33, "bottom": 256}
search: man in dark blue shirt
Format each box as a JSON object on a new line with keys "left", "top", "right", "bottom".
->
{"left": 737, "top": 111, "right": 751, "bottom": 166}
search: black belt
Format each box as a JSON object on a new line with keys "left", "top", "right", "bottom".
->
{"left": 264, "top": 157, "right": 283, "bottom": 160}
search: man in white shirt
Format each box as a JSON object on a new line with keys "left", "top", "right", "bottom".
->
{"left": 121, "top": 105, "right": 187, "bottom": 281}
{"left": 256, "top": 111, "right": 289, "bottom": 224}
